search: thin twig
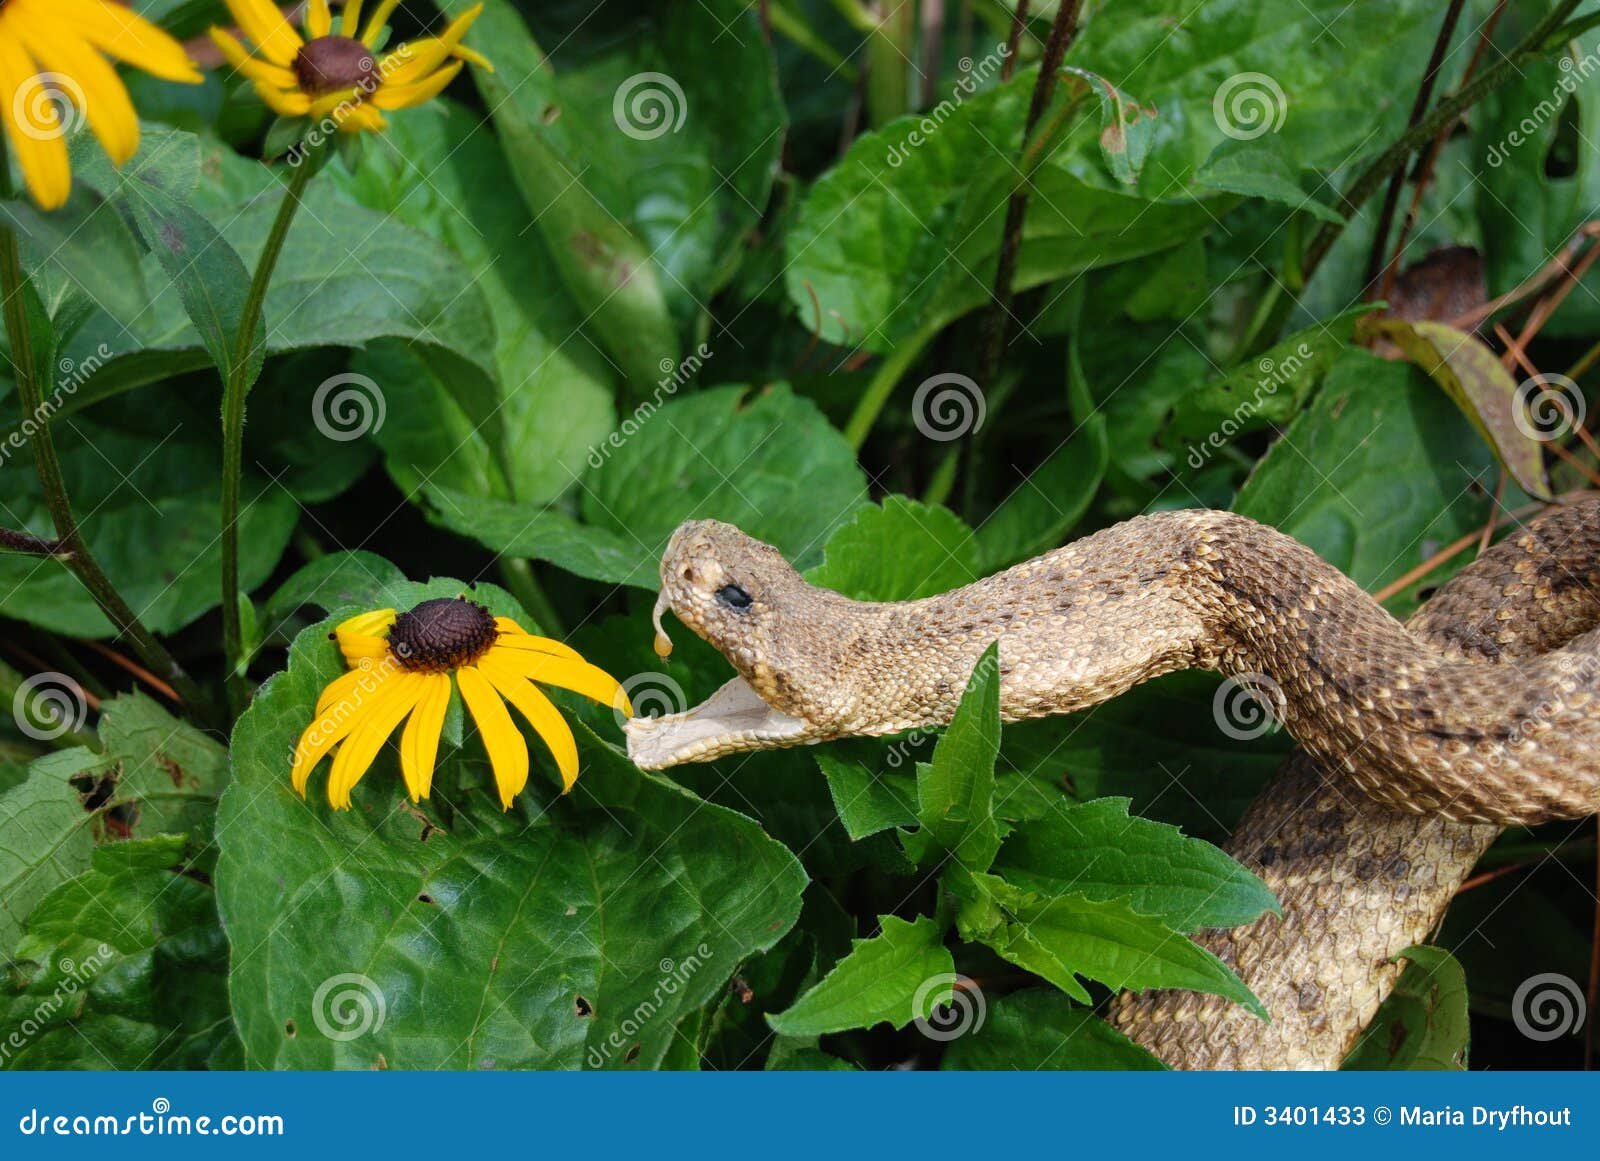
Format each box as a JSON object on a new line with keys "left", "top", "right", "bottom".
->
{"left": 0, "top": 526, "right": 68, "bottom": 556}
{"left": 1365, "top": 0, "right": 1467, "bottom": 293}
{"left": 1380, "top": 0, "right": 1508, "bottom": 301}
{"left": 978, "top": 0, "right": 1083, "bottom": 387}
{"left": 81, "top": 638, "right": 181, "bottom": 703}
{"left": 1002, "top": 0, "right": 1030, "bottom": 81}
{"left": 1477, "top": 470, "right": 1507, "bottom": 556}
{"left": 1371, "top": 501, "right": 1546, "bottom": 603}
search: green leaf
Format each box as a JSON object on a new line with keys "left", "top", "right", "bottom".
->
{"left": 265, "top": 551, "right": 409, "bottom": 627}
{"left": 439, "top": 0, "right": 678, "bottom": 388}
{"left": 902, "top": 643, "right": 1002, "bottom": 872}
{"left": 1, "top": 188, "right": 148, "bottom": 326}
{"left": 0, "top": 848, "right": 238, "bottom": 1069}
{"left": 0, "top": 752, "right": 95, "bottom": 954}
{"left": 806, "top": 496, "right": 981, "bottom": 600}
{"left": 1359, "top": 318, "right": 1552, "bottom": 499}
{"left": 941, "top": 987, "right": 1166, "bottom": 1070}
{"left": 1168, "top": 306, "right": 1372, "bottom": 444}
{"left": 1343, "top": 946, "right": 1470, "bottom": 1071}
{"left": 1060, "top": 68, "right": 1158, "bottom": 186}
{"left": 1235, "top": 350, "right": 1498, "bottom": 616}
{"left": 122, "top": 172, "right": 259, "bottom": 390}
{"left": 815, "top": 743, "right": 920, "bottom": 841}
{"left": 327, "top": 100, "right": 616, "bottom": 507}
{"left": 1194, "top": 137, "right": 1345, "bottom": 223}
{"left": 219, "top": 579, "right": 807, "bottom": 1069}
{"left": 431, "top": 384, "right": 868, "bottom": 589}
{"left": 970, "top": 877, "right": 1265, "bottom": 1016}
{"left": 767, "top": 915, "right": 953, "bottom": 1037}
{"left": 994, "top": 798, "right": 1278, "bottom": 932}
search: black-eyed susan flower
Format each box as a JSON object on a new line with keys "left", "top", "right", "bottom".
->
{"left": 292, "top": 598, "right": 632, "bottom": 811}
{"left": 0, "top": 0, "right": 203, "bottom": 209}
{"left": 209, "top": 0, "right": 491, "bottom": 134}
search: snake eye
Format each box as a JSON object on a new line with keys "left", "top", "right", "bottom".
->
{"left": 715, "top": 583, "right": 753, "bottom": 612}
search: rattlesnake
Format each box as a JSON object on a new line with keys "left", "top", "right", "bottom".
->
{"left": 625, "top": 498, "right": 1600, "bottom": 1068}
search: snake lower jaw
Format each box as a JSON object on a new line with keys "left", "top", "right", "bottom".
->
{"left": 624, "top": 675, "right": 821, "bottom": 769}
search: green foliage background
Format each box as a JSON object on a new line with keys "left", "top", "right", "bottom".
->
{"left": 1, "top": 0, "right": 1596, "bottom": 1071}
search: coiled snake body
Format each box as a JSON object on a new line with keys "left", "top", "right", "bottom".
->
{"left": 625, "top": 499, "right": 1600, "bottom": 1069}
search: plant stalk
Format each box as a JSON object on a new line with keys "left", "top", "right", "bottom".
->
{"left": 0, "top": 139, "right": 211, "bottom": 725}
{"left": 220, "top": 158, "right": 317, "bottom": 708}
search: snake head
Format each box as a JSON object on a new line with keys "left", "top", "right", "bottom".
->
{"left": 625, "top": 520, "right": 848, "bottom": 768}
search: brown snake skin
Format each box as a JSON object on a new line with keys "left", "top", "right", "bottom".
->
{"left": 624, "top": 498, "right": 1600, "bottom": 1069}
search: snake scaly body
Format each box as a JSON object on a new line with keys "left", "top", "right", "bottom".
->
{"left": 625, "top": 499, "right": 1600, "bottom": 1068}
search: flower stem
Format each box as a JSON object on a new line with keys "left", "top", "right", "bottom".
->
{"left": 843, "top": 322, "right": 939, "bottom": 452}
{"left": 0, "top": 142, "right": 212, "bottom": 726}
{"left": 220, "top": 158, "right": 317, "bottom": 709}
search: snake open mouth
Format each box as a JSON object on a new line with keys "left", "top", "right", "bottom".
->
{"left": 623, "top": 675, "right": 813, "bottom": 770}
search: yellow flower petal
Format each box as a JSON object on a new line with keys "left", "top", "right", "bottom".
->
{"left": 399, "top": 672, "right": 452, "bottom": 801}
{"left": 8, "top": 6, "right": 139, "bottom": 163}
{"left": 223, "top": 0, "right": 305, "bottom": 67}
{"left": 208, "top": 27, "right": 299, "bottom": 89}
{"left": 372, "top": 60, "right": 461, "bottom": 111}
{"left": 360, "top": 0, "right": 405, "bottom": 47}
{"left": 56, "top": 0, "right": 203, "bottom": 83}
{"left": 337, "top": 608, "right": 397, "bottom": 637}
{"left": 334, "top": 102, "right": 386, "bottom": 132}
{"left": 457, "top": 665, "right": 528, "bottom": 810}
{"left": 383, "top": 4, "right": 488, "bottom": 84}
{"left": 315, "top": 666, "right": 386, "bottom": 716}
{"left": 253, "top": 79, "right": 312, "bottom": 116}
{"left": 292, "top": 662, "right": 396, "bottom": 795}
{"left": 306, "top": 0, "right": 333, "bottom": 39}
{"left": 490, "top": 627, "right": 584, "bottom": 661}
{"left": 0, "top": 38, "right": 70, "bottom": 210}
{"left": 341, "top": 0, "right": 366, "bottom": 37}
{"left": 327, "top": 671, "right": 426, "bottom": 809}
{"left": 496, "top": 646, "right": 633, "bottom": 716}
{"left": 478, "top": 653, "right": 580, "bottom": 792}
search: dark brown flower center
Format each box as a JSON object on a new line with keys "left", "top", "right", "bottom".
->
{"left": 389, "top": 598, "right": 497, "bottom": 672}
{"left": 292, "top": 35, "right": 381, "bottom": 97}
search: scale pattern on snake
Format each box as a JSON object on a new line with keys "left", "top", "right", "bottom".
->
{"left": 625, "top": 498, "right": 1600, "bottom": 1068}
